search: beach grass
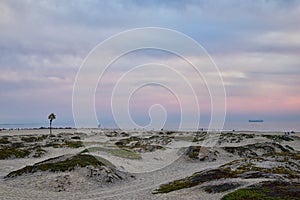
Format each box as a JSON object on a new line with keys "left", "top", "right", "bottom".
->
{"left": 221, "top": 181, "right": 300, "bottom": 200}
{"left": 0, "top": 148, "right": 31, "bottom": 159}
{"left": 5, "top": 154, "right": 107, "bottom": 178}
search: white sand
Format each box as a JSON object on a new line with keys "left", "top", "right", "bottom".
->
{"left": 0, "top": 129, "right": 299, "bottom": 200}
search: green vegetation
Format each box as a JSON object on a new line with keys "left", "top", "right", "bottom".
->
{"left": 39, "top": 135, "right": 48, "bottom": 140}
{"left": 32, "top": 146, "right": 47, "bottom": 158}
{"left": 115, "top": 136, "right": 165, "bottom": 152}
{"left": 0, "top": 144, "right": 47, "bottom": 159}
{"left": 153, "top": 179, "right": 193, "bottom": 194}
{"left": 90, "top": 155, "right": 116, "bottom": 168}
{"left": 81, "top": 146, "right": 141, "bottom": 159}
{"left": 154, "top": 152, "right": 300, "bottom": 194}
{"left": 0, "top": 148, "right": 31, "bottom": 159}
{"left": 153, "top": 168, "right": 233, "bottom": 194}
{"left": 204, "top": 183, "right": 241, "bottom": 193}
{"left": 290, "top": 153, "right": 300, "bottom": 161}
{"left": 6, "top": 154, "right": 105, "bottom": 178}
{"left": 220, "top": 156, "right": 299, "bottom": 179}
{"left": 222, "top": 188, "right": 268, "bottom": 200}
{"left": 192, "top": 132, "right": 207, "bottom": 142}
{"left": 223, "top": 142, "right": 291, "bottom": 158}
{"left": 130, "top": 143, "right": 164, "bottom": 152}
{"left": 236, "top": 164, "right": 298, "bottom": 179}
{"left": 222, "top": 181, "right": 300, "bottom": 200}
{"left": 262, "top": 134, "right": 293, "bottom": 142}
{"left": 218, "top": 132, "right": 255, "bottom": 144}
{"left": 10, "top": 142, "right": 24, "bottom": 148}
{"left": 65, "top": 141, "right": 83, "bottom": 148}
{"left": 184, "top": 146, "right": 219, "bottom": 161}
{"left": 0, "top": 138, "right": 11, "bottom": 144}
{"left": 188, "top": 150, "right": 199, "bottom": 159}
{"left": 21, "top": 136, "right": 39, "bottom": 143}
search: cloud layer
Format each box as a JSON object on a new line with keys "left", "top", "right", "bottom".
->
{"left": 0, "top": 0, "right": 300, "bottom": 128}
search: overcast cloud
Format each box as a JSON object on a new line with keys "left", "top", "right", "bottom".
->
{"left": 0, "top": 0, "right": 299, "bottom": 128}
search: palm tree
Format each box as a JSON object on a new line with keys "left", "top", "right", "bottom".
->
{"left": 48, "top": 113, "right": 56, "bottom": 135}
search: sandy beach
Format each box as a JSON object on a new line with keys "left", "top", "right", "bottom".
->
{"left": 0, "top": 128, "right": 299, "bottom": 199}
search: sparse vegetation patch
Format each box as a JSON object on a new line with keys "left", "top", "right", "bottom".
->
{"left": 6, "top": 154, "right": 105, "bottom": 178}
{"left": 81, "top": 147, "right": 141, "bottom": 159}
{"left": 0, "top": 148, "right": 31, "bottom": 159}
{"left": 221, "top": 181, "right": 300, "bottom": 200}
{"left": 204, "top": 182, "right": 242, "bottom": 193}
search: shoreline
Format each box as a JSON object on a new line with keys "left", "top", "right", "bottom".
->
{"left": 1, "top": 120, "right": 300, "bottom": 133}
{"left": 0, "top": 127, "right": 299, "bottom": 135}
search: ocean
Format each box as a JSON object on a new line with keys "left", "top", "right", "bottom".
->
{"left": 0, "top": 121, "right": 299, "bottom": 132}
{"left": 0, "top": 122, "right": 74, "bottom": 130}
{"left": 222, "top": 121, "right": 300, "bottom": 132}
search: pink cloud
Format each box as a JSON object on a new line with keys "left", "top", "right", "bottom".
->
{"left": 227, "top": 95, "right": 300, "bottom": 114}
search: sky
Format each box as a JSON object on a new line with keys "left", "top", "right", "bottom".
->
{"left": 0, "top": 0, "right": 300, "bottom": 129}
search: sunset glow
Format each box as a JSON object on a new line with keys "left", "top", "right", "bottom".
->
{"left": 0, "top": 1, "right": 299, "bottom": 128}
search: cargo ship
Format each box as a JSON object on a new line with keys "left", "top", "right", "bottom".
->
{"left": 248, "top": 120, "right": 264, "bottom": 122}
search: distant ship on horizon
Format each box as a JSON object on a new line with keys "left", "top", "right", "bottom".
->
{"left": 248, "top": 119, "right": 264, "bottom": 123}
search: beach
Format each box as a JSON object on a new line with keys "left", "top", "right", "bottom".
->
{"left": 0, "top": 128, "right": 299, "bottom": 199}
{"left": 2, "top": 1, "right": 300, "bottom": 199}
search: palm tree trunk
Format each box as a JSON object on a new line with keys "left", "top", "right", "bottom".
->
{"left": 50, "top": 121, "right": 52, "bottom": 135}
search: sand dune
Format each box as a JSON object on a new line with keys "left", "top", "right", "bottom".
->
{"left": 0, "top": 129, "right": 299, "bottom": 199}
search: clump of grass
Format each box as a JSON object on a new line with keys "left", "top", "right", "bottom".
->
{"left": 0, "top": 138, "right": 11, "bottom": 144}
{"left": 32, "top": 146, "right": 47, "bottom": 158}
{"left": 271, "top": 166, "right": 298, "bottom": 178}
{"left": 218, "top": 132, "right": 255, "bottom": 144}
{"left": 0, "top": 145, "right": 47, "bottom": 159}
{"left": 192, "top": 132, "right": 207, "bottom": 142}
{"left": 221, "top": 181, "right": 300, "bottom": 200}
{"left": 223, "top": 146, "right": 258, "bottom": 157}
{"left": 21, "top": 136, "right": 38, "bottom": 143}
{"left": 223, "top": 142, "right": 292, "bottom": 158}
{"left": 153, "top": 168, "right": 233, "bottom": 194}
{"left": 0, "top": 148, "right": 31, "bottom": 159}
{"left": 189, "top": 151, "right": 199, "bottom": 159}
{"left": 11, "top": 142, "right": 24, "bottom": 148}
{"left": 262, "top": 134, "right": 293, "bottom": 142}
{"left": 115, "top": 137, "right": 139, "bottom": 146}
{"left": 115, "top": 137, "right": 165, "bottom": 152}
{"left": 6, "top": 154, "right": 105, "bottom": 178}
{"left": 204, "top": 182, "right": 241, "bottom": 193}
{"left": 290, "top": 153, "right": 300, "bottom": 161}
{"left": 153, "top": 179, "right": 194, "bottom": 194}
{"left": 65, "top": 141, "right": 83, "bottom": 148}
{"left": 221, "top": 188, "right": 267, "bottom": 200}
{"left": 184, "top": 146, "right": 217, "bottom": 160}
{"left": 37, "top": 135, "right": 48, "bottom": 141}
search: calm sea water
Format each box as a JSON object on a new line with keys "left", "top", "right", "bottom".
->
{"left": 0, "top": 121, "right": 299, "bottom": 132}
{"left": 222, "top": 121, "right": 300, "bottom": 132}
{"left": 0, "top": 122, "right": 73, "bottom": 130}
